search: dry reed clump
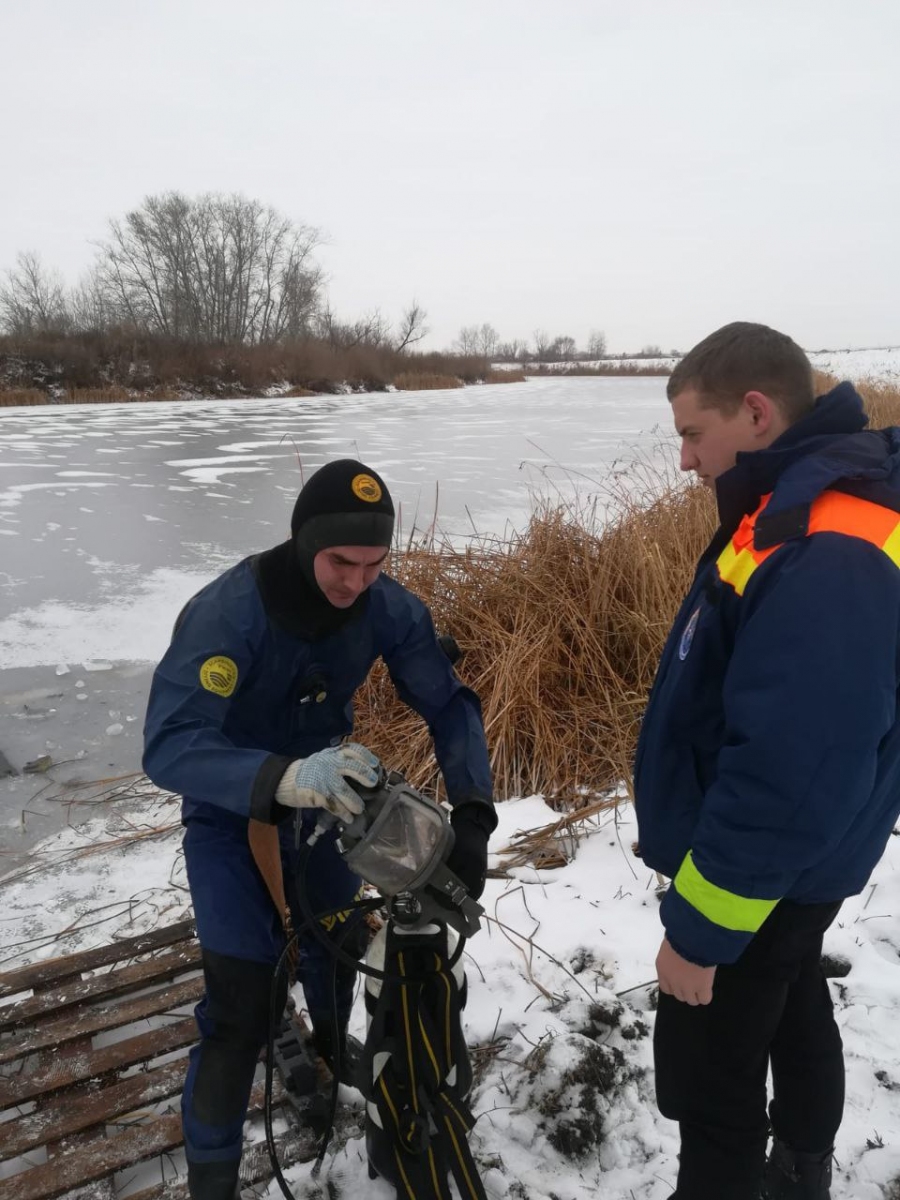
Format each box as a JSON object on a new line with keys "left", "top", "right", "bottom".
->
{"left": 0, "top": 388, "right": 47, "bottom": 406}
{"left": 484, "top": 369, "right": 527, "bottom": 384}
{"left": 0, "top": 331, "right": 493, "bottom": 399}
{"left": 62, "top": 386, "right": 133, "bottom": 404}
{"left": 355, "top": 378, "right": 900, "bottom": 807}
{"left": 526, "top": 363, "right": 672, "bottom": 378}
{"left": 353, "top": 478, "right": 717, "bottom": 803}
{"left": 392, "top": 372, "right": 462, "bottom": 391}
{"left": 854, "top": 379, "right": 900, "bottom": 427}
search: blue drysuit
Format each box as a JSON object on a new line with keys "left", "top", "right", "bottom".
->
{"left": 143, "top": 556, "right": 492, "bottom": 1166}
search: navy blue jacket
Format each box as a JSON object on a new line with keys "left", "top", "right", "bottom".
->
{"left": 634, "top": 384, "right": 900, "bottom": 966}
{"left": 143, "top": 560, "right": 493, "bottom": 827}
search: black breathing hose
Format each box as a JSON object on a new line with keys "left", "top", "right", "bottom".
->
{"left": 263, "top": 836, "right": 469, "bottom": 1198}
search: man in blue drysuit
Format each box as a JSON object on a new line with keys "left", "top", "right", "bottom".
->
{"left": 143, "top": 458, "right": 495, "bottom": 1200}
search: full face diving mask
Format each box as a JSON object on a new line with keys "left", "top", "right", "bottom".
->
{"left": 322, "top": 769, "right": 484, "bottom": 937}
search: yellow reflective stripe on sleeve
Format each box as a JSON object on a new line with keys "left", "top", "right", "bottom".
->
{"left": 715, "top": 542, "right": 759, "bottom": 596}
{"left": 674, "top": 850, "right": 779, "bottom": 933}
{"left": 883, "top": 521, "right": 900, "bottom": 569}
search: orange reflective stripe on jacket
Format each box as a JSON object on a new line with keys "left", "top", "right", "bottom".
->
{"left": 717, "top": 490, "right": 900, "bottom": 596}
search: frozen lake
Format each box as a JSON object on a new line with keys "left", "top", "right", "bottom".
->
{"left": 0, "top": 376, "right": 672, "bottom": 861}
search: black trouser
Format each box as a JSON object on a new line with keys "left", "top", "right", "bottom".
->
{"left": 182, "top": 818, "right": 367, "bottom": 1170}
{"left": 655, "top": 900, "right": 845, "bottom": 1200}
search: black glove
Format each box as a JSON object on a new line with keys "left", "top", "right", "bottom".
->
{"left": 445, "top": 802, "right": 495, "bottom": 901}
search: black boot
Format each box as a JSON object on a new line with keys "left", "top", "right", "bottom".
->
{"left": 186, "top": 1158, "right": 241, "bottom": 1200}
{"left": 310, "top": 1018, "right": 363, "bottom": 1087}
{"left": 762, "top": 1138, "right": 833, "bottom": 1199}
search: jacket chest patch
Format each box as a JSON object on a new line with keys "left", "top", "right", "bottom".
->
{"left": 679, "top": 606, "right": 702, "bottom": 661}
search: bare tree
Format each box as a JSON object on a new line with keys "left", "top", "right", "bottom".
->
{"left": 531, "top": 329, "right": 552, "bottom": 360}
{"left": 587, "top": 329, "right": 608, "bottom": 359}
{"left": 496, "top": 338, "right": 524, "bottom": 362}
{"left": 70, "top": 265, "right": 117, "bottom": 332}
{"left": 394, "top": 300, "right": 428, "bottom": 352}
{"left": 454, "top": 325, "right": 481, "bottom": 355}
{"left": 475, "top": 323, "right": 500, "bottom": 358}
{"left": 0, "top": 251, "right": 71, "bottom": 335}
{"left": 549, "top": 334, "right": 577, "bottom": 361}
{"left": 316, "top": 306, "right": 392, "bottom": 349}
{"left": 94, "top": 192, "right": 322, "bottom": 344}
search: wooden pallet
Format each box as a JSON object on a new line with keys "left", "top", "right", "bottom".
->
{"left": 0, "top": 919, "right": 319, "bottom": 1200}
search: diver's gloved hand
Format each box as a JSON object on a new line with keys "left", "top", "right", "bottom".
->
{"left": 275, "top": 743, "right": 380, "bottom": 823}
{"left": 446, "top": 802, "right": 496, "bottom": 900}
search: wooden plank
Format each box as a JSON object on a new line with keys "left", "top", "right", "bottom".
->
{"left": 1, "top": 1059, "right": 187, "bottom": 1162}
{"left": 4, "top": 1110, "right": 184, "bottom": 1200}
{"left": 0, "top": 919, "right": 196, "bottom": 999}
{"left": 40, "top": 969, "right": 116, "bottom": 1200}
{"left": 126, "top": 1124, "right": 319, "bottom": 1200}
{"left": 0, "top": 977, "right": 204, "bottom": 1065}
{"left": 0, "top": 944, "right": 202, "bottom": 1031}
{"left": 2, "top": 1055, "right": 294, "bottom": 1164}
{"left": 2, "top": 1077, "right": 294, "bottom": 1200}
{"left": 0, "top": 1016, "right": 198, "bottom": 1108}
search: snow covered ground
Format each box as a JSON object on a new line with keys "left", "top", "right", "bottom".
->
{"left": 4, "top": 366, "right": 900, "bottom": 1197}
{"left": 808, "top": 346, "right": 900, "bottom": 385}
{"left": 3, "top": 788, "right": 900, "bottom": 1198}
{"left": 501, "top": 345, "right": 900, "bottom": 385}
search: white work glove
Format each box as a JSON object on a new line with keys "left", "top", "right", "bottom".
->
{"left": 275, "top": 743, "right": 380, "bottom": 823}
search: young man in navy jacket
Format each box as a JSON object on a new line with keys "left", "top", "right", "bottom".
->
{"left": 634, "top": 324, "right": 900, "bottom": 1199}
{"left": 144, "top": 459, "right": 494, "bottom": 1200}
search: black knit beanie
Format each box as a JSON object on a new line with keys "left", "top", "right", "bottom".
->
{"left": 253, "top": 460, "right": 394, "bottom": 638}
{"left": 292, "top": 459, "right": 395, "bottom": 561}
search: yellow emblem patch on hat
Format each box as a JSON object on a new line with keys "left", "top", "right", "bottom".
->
{"left": 200, "top": 656, "right": 238, "bottom": 698}
{"left": 351, "top": 473, "right": 382, "bottom": 503}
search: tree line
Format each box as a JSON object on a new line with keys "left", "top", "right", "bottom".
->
{"left": 0, "top": 191, "right": 427, "bottom": 353}
{"left": 0, "top": 190, "right": 672, "bottom": 366}
{"left": 454, "top": 323, "right": 673, "bottom": 363}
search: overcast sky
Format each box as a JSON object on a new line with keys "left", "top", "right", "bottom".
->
{"left": 1, "top": 0, "right": 897, "bottom": 353}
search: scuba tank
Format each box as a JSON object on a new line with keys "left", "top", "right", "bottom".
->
{"left": 358, "top": 911, "right": 486, "bottom": 1200}
{"left": 269, "top": 768, "right": 488, "bottom": 1200}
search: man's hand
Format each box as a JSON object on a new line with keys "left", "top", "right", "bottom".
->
{"left": 656, "top": 937, "right": 716, "bottom": 1006}
{"left": 275, "top": 743, "right": 380, "bottom": 823}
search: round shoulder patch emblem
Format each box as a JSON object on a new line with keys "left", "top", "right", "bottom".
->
{"left": 200, "top": 655, "right": 238, "bottom": 697}
{"left": 678, "top": 606, "right": 702, "bottom": 661}
{"left": 351, "top": 473, "right": 382, "bottom": 503}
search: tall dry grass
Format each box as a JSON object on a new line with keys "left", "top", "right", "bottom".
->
{"left": 484, "top": 369, "right": 527, "bottom": 384}
{"left": 0, "top": 330, "right": 492, "bottom": 401}
{"left": 852, "top": 379, "right": 900, "bottom": 427}
{"left": 355, "top": 376, "right": 900, "bottom": 804}
{"left": 0, "top": 389, "right": 46, "bottom": 407}
{"left": 355, "top": 475, "right": 716, "bottom": 804}
{"left": 393, "top": 372, "right": 462, "bottom": 391}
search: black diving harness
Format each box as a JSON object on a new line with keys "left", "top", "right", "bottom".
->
{"left": 259, "top": 769, "right": 489, "bottom": 1200}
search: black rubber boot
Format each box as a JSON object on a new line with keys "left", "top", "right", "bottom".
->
{"left": 310, "top": 1018, "right": 363, "bottom": 1087}
{"left": 762, "top": 1138, "right": 833, "bottom": 1198}
{"left": 186, "top": 1158, "right": 241, "bottom": 1200}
